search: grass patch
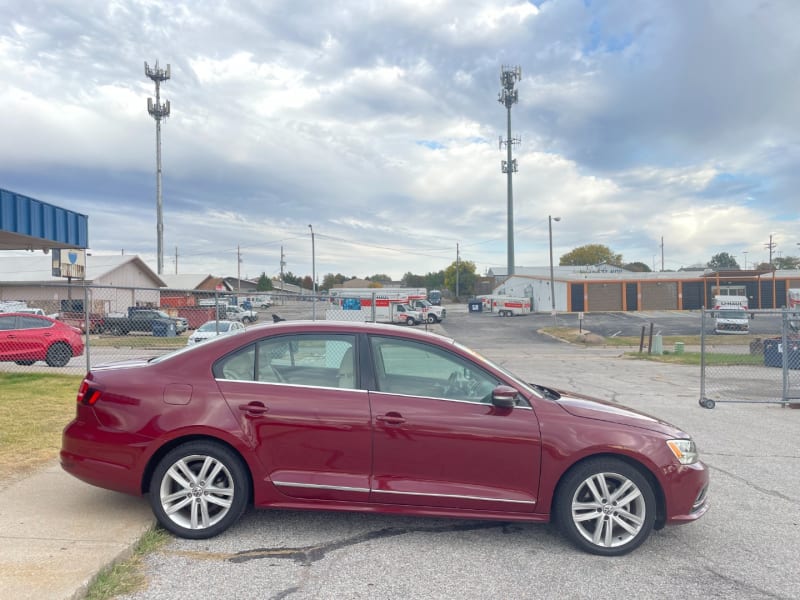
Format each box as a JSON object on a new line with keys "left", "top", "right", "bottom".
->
{"left": 540, "top": 327, "right": 769, "bottom": 366}
{"left": 624, "top": 351, "right": 766, "bottom": 366}
{"left": 84, "top": 526, "right": 171, "bottom": 600}
{"left": 0, "top": 373, "right": 83, "bottom": 479}
{"left": 90, "top": 335, "right": 187, "bottom": 349}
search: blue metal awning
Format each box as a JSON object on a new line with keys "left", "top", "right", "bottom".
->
{"left": 0, "top": 188, "right": 88, "bottom": 251}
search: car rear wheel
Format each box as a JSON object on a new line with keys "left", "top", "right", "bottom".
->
{"left": 554, "top": 458, "right": 656, "bottom": 556}
{"left": 149, "top": 441, "right": 250, "bottom": 539}
{"left": 45, "top": 342, "right": 72, "bottom": 367}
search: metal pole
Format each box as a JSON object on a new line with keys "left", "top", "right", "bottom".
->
{"left": 506, "top": 105, "right": 514, "bottom": 276}
{"left": 549, "top": 216, "right": 560, "bottom": 314}
{"left": 308, "top": 225, "right": 316, "bottom": 320}
{"left": 155, "top": 115, "right": 163, "bottom": 275}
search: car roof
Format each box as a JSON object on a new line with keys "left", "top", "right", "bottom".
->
{"left": 243, "top": 319, "right": 453, "bottom": 342}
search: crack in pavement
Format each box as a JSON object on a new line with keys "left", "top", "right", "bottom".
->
{"left": 708, "top": 464, "right": 797, "bottom": 504}
{"left": 168, "top": 521, "right": 517, "bottom": 567}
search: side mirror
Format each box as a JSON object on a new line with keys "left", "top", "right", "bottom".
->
{"left": 491, "top": 385, "right": 518, "bottom": 409}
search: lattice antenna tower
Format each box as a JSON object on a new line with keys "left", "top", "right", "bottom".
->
{"left": 498, "top": 65, "right": 521, "bottom": 276}
{"left": 145, "top": 60, "right": 171, "bottom": 275}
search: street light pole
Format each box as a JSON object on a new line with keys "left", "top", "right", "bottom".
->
{"left": 308, "top": 224, "right": 316, "bottom": 321}
{"left": 549, "top": 216, "right": 561, "bottom": 314}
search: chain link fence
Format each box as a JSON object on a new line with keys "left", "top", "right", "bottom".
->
{"left": 1, "top": 285, "right": 443, "bottom": 376}
{"left": 700, "top": 308, "right": 800, "bottom": 408}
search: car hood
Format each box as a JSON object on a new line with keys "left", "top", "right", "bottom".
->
{"left": 550, "top": 388, "right": 688, "bottom": 437}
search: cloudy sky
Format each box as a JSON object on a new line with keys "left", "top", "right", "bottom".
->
{"left": 1, "top": 0, "right": 798, "bottom": 282}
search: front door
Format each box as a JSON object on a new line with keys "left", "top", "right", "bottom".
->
{"left": 367, "top": 335, "right": 541, "bottom": 512}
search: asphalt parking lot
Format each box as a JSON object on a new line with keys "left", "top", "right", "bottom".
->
{"left": 109, "top": 308, "right": 800, "bottom": 600}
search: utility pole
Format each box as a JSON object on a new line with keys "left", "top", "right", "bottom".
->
{"left": 280, "top": 246, "right": 286, "bottom": 293}
{"left": 498, "top": 65, "right": 521, "bottom": 277}
{"left": 308, "top": 225, "right": 316, "bottom": 320}
{"left": 237, "top": 245, "right": 242, "bottom": 295}
{"left": 145, "top": 60, "right": 171, "bottom": 275}
{"left": 661, "top": 236, "right": 664, "bottom": 272}
{"left": 765, "top": 234, "right": 776, "bottom": 268}
{"left": 456, "top": 243, "right": 460, "bottom": 299}
{"left": 174, "top": 246, "right": 178, "bottom": 275}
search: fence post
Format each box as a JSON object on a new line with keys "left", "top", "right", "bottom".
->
{"left": 84, "top": 283, "right": 91, "bottom": 372}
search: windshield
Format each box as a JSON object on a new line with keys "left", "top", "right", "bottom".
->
{"left": 452, "top": 340, "right": 540, "bottom": 398}
{"left": 718, "top": 310, "right": 747, "bottom": 319}
{"left": 198, "top": 322, "right": 227, "bottom": 332}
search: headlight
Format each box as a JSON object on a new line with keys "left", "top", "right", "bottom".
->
{"left": 666, "top": 439, "right": 699, "bottom": 465}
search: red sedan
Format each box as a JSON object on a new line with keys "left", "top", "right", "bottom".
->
{"left": 61, "top": 321, "right": 708, "bottom": 555}
{"left": 0, "top": 312, "right": 84, "bottom": 367}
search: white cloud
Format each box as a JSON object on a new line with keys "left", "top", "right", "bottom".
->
{"left": 0, "top": 0, "right": 798, "bottom": 280}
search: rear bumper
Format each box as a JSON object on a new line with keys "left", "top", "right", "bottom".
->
{"left": 60, "top": 419, "right": 150, "bottom": 496}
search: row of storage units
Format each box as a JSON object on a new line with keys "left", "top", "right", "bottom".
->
{"left": 498, "top": 273, "right": 800, "bottom": 313}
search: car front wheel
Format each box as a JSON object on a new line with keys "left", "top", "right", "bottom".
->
{"left": 554, "top": 458, "right": 656, "bottom": 556}
{"left": 149, "top": 441, "right": 250, "bottom": 539}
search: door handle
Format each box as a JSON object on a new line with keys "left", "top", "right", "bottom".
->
{"left": 376, "top": 413, "right": 405, "bottom": 425}
{"left": 239, "top": 402, "right": 269, "bottom": 416}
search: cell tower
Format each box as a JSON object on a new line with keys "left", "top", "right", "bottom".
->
{"left": 145, "top": 60, "right": 171, "bottom": 275}
{"left": 498, "top": 65, "right": 521, "bottom": 276}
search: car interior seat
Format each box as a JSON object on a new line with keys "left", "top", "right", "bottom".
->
{"left": 337, "top": 346, "right": 355, "bottom": 389}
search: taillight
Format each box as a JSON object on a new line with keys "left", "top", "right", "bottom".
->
{"left": 76, "top": 379, "right": 101, "bottom": 405}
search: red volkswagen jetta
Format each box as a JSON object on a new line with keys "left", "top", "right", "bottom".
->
{"left": 61, "top": 321, "right": 708, "bottom": 555}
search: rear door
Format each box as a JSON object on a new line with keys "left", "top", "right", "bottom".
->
{"left": 215, "top": 333, "right": 372, "bottom": 503}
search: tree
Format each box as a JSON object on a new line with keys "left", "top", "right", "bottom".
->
{"left": 301, "top": 275, "right": 313, "bottom": 290}
{"left": 282, "top": 271, "right": 301, "bottom": 286}
{"left": 366, "top": 274, "right": 392, "bottom": 285}
{"left": 707, "top": 252, "right": 740, "bottom": 270}
{"left": 401, "top": 272, "right": 425, "bottom": 288}
{"left": 774, "top": 255, "right": 800, "bottom": 270}
{"left": 444, "top": 260, "right": 477, "bottom": 298}
{"left": 560, "top": 244, "right": 623, "bottom": 266}
{"left": 256, "top": 272, "right": 273, "bottom": 291}
{"left": 321, "top": 273, "right": 349, "bottom": 291}
{"left": 624, "top": 262, "right": 651, "bottom": 272}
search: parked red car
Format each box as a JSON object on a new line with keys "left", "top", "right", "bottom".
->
{"left": 0, "top": 313, "right": 84, "bottom": 367}
{"left": 61, "top": 321, "right": 708, "bottom": 555}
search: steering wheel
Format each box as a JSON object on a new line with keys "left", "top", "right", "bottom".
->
{"left": 444, "top": 371, "right": 462, "bottom": 397}
{"left": 271, "top": 364, "right": 286, "bottom": 383}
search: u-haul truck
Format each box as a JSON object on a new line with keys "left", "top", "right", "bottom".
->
{"left": 326, "top": 295, "right": 424, "bottom": 325}
{"left": 327, "top": 288, "right": 444, "bottom": 323}
{"left": 789, "top": 289, "right": 800, "bottom": 309}
{"left": 713, "top": 295, "right": 748, "bottom": 310}
{"left": 480, "top": 295, "right": 531, "bottom": 317}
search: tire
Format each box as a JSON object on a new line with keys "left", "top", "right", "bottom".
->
{"left": 427, "top": 315, "right": 437, "bottom": 324}
{"left": 554, "top": 458, "right": 656, "bottom": 556}
{"left": 15, "top": 360, "right": 36, "bottom": 366}
{"left": 406, "top": 317, "right": 415, "bottom": 326}
{"left": 149, "top": 441, "right": 250, "bottom": 539}
{"left": 45, "top": 342, "right": 72, "bottom": 367}
{"left": 109, "top": 324, "right": 125, "bottom": 336}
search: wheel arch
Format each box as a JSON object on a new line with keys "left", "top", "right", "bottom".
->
{"left": 140, "top": 434, "right": 255, "bottom": 504}
{"left": 549, "top": 452, "right": 667, "bottom": 530}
